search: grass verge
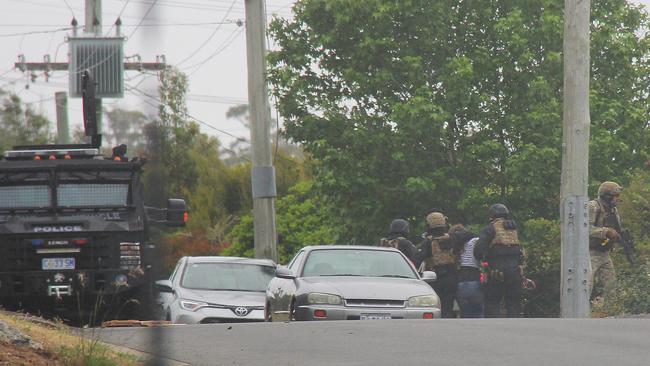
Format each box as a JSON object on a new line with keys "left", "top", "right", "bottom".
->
{"left": 0, "top": 310, "right": 143, "bottom": 366}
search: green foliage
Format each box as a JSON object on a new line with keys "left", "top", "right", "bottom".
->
{"left": 268, "top": 0, "right": 650, "bottom": 245}
{"left": 617, "top": 169, "right": 650, "bottom": 242}
{"left": 59, "top": 339, "right": 139, "bottom": 366}
{"left": 607, "top": 260, "right": 650, "bottom": 315}
{"left": 141, "top": 68, "right": 311, "bottom": 272}
{"left": 224, "top": 181, "right": 339, "bottom": 264}
{"left": 605, "top": 169, "right": 650, "bottom": 315}
{"left": 104, "top": 107, "right": 149, "bottom": 156}
{"left": 0, "top": 90, "right": 51, "bottom": 153}
{"left": 520, "top": 218, "right": 561, "bottom": 317}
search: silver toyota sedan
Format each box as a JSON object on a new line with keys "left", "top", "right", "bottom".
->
{"left": 266, "top": 246, "right": 440, "bottom": 321}
{"left": 155, "top": 256, "right": 276, "bottom": 324}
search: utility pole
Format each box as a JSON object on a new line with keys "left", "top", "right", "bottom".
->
{"left": 15, "top": 1, "right": 168, "bottom": 140}
{"left": 560, "top": 0, "right": 591, "bottom": 318}
{"left": 244, "top": 0, "right": 278, "bottom": 262}
{"left": 55, "top": 92, "right": 70, "bottom": 144}
{"left": 85, "top": 0, "right": 103, "bottom": 135}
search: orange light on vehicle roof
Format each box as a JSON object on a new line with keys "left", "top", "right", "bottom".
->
{"left": 183, "top": 212, "right": 189, "bottom": 223}
{"left": 48, "top": 155, "right": 56, "bottom": 160}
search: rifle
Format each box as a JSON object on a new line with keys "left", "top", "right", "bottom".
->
{"left": 620, "top": 228, "right": 636, "bottom": 265}
{"left": 601, "top": 204, "right": 636, "bottom": 265}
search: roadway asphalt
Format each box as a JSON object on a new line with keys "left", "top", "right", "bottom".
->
{"left": 91, "top": 318, "right": 650, "bottom": 366}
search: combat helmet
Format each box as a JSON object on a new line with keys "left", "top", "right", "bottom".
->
{"left": 598, "top": 181, "right": 622, "bottom": 198}
{"left": 389, "top": 219, "right": 410, "bottom": 236}
{"left": 425, "top": 212, "right": 447, "bottom": 229}
{"left": 488, "top": 203, "right": 509, "bottom": 219}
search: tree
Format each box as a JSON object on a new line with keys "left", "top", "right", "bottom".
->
{"left": 267, "top": 0, "right": 650, "bottom": 244}
{"left": 224, "top": 180, "right": 339, "bottom": 263}
{"left": 104, "top": 107, "right": 149, "bottom": 156}
{"left": 222, "top": 104, "right": 304, "bottom": 165}
{"left": 0, "top": 90, "right": 51, "bottom": 153}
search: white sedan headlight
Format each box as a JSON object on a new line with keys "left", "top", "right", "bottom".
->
{"left": 180, "top": 299, "right": 208, "bottom": 312}
{"left": 307, "top": 292, "right": 342, "bottom": 305}
{"left": 408, "top": 294, "right": 440, "bottom": 308}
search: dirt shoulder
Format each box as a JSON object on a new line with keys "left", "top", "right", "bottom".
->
{"left": 0, "top": 310, "right": 143, "bottom": 365}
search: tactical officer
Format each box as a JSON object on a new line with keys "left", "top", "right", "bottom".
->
{"left": 474, "top": 204, "right": 524, "bottom": 318}
{"left": 380, "top": 219, "right": 417, "bottom": 263}
{"left": 417, "top": 211, "right": 457, "bottom": 318}
{"left": 588, "top": 181, "right": 623, "bottom": 307}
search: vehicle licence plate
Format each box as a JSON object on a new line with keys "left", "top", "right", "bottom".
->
{"left": 360, "top": 313, "right": 392, "bottom": 320}
{"left": 42, "top": 258, "right": 75, "bottom": 270}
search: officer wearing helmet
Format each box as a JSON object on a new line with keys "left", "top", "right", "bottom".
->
{"left": 380, "top": 219, "right": 417, "bottom": 263}
{"left": 588, "top": 181, "right": 623, "bottom": 308}
{"left": 474, "top": 203, "right": 524, "bottom": 317}
{"left": 416, "top": 209, "right": 457, "bottom": 318}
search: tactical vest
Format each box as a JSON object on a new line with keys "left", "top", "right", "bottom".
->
{"left": 422, "top": 234, "right": 456, "bottom": 270}
{"left": 489, "top": 218, "right": 520, "bottom": 247}
{"left": 589, "top": 200, "right": 617, "bottom": 251}
{"left": 380, "top": 237, "right": 403, "bottom": 249}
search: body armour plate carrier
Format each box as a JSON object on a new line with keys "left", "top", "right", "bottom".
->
{"left": 380, "top": 237, "right": 403, "bottom": 249}
{"left": 489, "top": 218, "right": 520, "bottom": 247}
{"left": 422, "top": 234, "right": 456, "bottom": 270}
{"left": 589, "top": 200, "right": 617, "bottom": 251}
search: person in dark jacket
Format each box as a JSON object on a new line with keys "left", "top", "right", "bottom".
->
{"left": 380, "top": 219, "right": 417, "bottom": 264}
{"left": 474, "top": 204, "right": 524, "bottom": 318}
{"left": 449, "top": 224, "right": 484, "bottom": 318}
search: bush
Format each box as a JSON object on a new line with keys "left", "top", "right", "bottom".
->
{"left": 520, "top": 218, "right": 561, "bottom": 317}
{"left": 224, "top": 181, "right": 339, "bottom": 264}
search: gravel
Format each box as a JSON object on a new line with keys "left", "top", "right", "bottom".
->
{"left": 0, "top": 320, "right": 43, "bottom": 350}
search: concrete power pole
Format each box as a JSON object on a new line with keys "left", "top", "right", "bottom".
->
{"left": 55, "top": 92, "right": 70, "bottom": 144}
{"left": 244, "top": 0, "right": 278, "bottom": 262}
{"left": 85, "top": 0, "right": 103, "bottom": 135}
{"left": 560, "top": 0, "right": 591, "bottom": 318}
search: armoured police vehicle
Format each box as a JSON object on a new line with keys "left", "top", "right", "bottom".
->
{"left": 0, "top": 72, "right": 186, "bottom": 321}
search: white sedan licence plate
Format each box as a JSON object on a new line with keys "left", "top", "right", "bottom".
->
{"left": 42, "top": 258, "right": 75, "bottom": 270}
{"left": 360, "top": 313, "right": 392, "bottom": 320}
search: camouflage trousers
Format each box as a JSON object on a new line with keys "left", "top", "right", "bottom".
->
{"left": 588, "top": 249, "right": 616, "bottom": 305}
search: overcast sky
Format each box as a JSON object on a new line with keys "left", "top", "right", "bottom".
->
{"left": 0, "top": 0, "right": 648, "bottom": 148}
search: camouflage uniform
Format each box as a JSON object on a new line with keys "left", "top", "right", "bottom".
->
{"left": 587, "top": 182, "right": 623, "bottom": 306}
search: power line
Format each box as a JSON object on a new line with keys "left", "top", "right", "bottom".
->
{"left": 126, "top": 83, "right": 249, "bottom": 143}
{"left": 0, "top": 27, "right": 72, "bottom": 38}
{"left": 0, "top": 21, "right": 239, "bottom": 27}
{"left": 60, "top": 0, "right": 77, "bottom": 18}
{"left": 174, "top": 0, "right": 238, "bottom": 67}
{"left": 183, "top": 27, "right": 245, "bottom": 74}
{"left": 128, "top": 0, "right": 159, "bottom": 39}
{"left": 114, "top": 0, "right": 293, "bottom": 16}
{"left": 105, "top": 0, "right": 132, "bottom": 36}
{"left": 125, "top": 85, "right": 252, "bottom": 162}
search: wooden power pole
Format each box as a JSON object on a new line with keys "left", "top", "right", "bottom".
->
{"left": 560, "top": 0, "right": 591, "bottom": 318}
{"left": 244, "top": 0, "right": 278, "bottom": 262}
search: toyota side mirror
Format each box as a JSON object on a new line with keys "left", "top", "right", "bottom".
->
{"left": 154, "top": 279, "right": 174, "bottom": 293}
